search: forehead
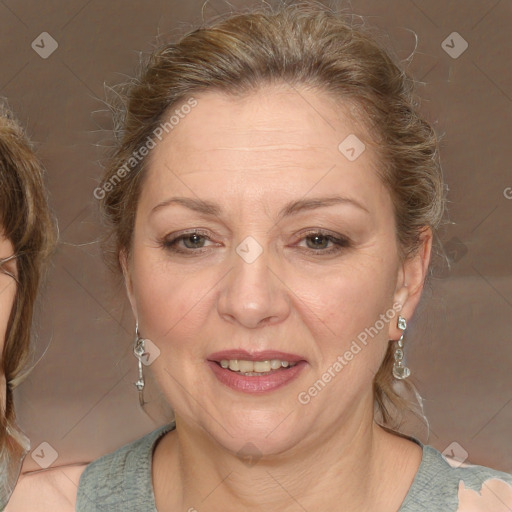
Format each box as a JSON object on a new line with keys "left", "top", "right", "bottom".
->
{"left": 138, "top": 86, "right": 387, "bottom": 213}
{"left": 153, "top": 86, "right": 370, "bottom": 161}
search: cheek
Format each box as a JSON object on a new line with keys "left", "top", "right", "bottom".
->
{"left": 131, "top": 256, "right": 214, "bottom": 345}
{"left": 288, "top": 258, "right": 398, "bottom": 385}
{"left": 299, "top": 257, "right": 396, "bottom": 332}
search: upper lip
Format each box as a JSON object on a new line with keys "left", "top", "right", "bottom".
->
{"left": 208, "top": 349, "right": 305, "bottom": 363}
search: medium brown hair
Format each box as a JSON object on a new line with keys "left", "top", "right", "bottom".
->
{"left": 0, "top": 101, "right": 56, "bottom": 426}
{"left": 98, "top": 2, "right": 445, "bottom": 427}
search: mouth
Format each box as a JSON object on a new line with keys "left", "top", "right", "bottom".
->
{"left": 207, "top": 350, "right": 307, "bottom": 393}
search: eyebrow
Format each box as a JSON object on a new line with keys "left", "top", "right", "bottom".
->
{"left": 150, "top": 195, "right": 370, "bottom": 219}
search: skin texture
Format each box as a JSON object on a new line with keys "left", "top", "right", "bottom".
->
{"left": 5, "top": 465, "right": 87, "bottom": 511}
{"left": 0, "top": 233, "right": 17, "bottom": 414}
{"left": 5, "top": 85, "right": 433, "bottom": 512}
{"left": 121, "top": 85, "right": 433, "bottom": 512}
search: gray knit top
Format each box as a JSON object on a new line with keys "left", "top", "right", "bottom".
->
{"left": 76, "top": 423, "right": 512, "bottom": 511}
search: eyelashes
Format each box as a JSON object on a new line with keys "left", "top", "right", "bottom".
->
{"left": 299, "top": 231, "right": 350, "bottom": 254}
{"left": 160, "top": 229, "right": 351, "bottom": 257}
{"left": 162, "top": 230, "right": 214, "bottom": 254}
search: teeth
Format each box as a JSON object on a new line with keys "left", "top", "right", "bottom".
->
{"left": 270, "top": 360, "right": 281, "bottom": 370}
{"left": 238, "top": 360, "right": 254, "bottom": 373}
{"left": 253, "top": 361, "right": 271, "bottom": 373}
{"left": 219, "top": 359, "right": 297, "bottom": 373}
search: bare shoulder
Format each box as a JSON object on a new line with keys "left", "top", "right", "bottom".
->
{"left": 5, "top": 464, "right": 87, "bottom": 512}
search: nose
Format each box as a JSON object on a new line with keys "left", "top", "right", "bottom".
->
{"left": 217, "top": 238, "right": 291, "bottom": 329}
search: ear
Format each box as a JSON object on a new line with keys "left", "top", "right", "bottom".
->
{"left": 120, "top": 249, "right": 138, "bottom": 320}
{"left": 390, "top": 227, "right": 432, "bottom": 340}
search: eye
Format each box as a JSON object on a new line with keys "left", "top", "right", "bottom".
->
{"left": 160, "top": 229, "right": 350, "bottom": 257}
{"left": 161, "top": 230, "right": 218, "bottom": 255}
{"left": 296, "top": 230, "right": 350, "bottom": 255}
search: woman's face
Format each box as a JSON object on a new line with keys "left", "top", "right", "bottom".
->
{"left": 124, "top": 85, "right": 428, "bottom": 455}
{"left": 0, "top": 232, "right": 16, "bottom": 412}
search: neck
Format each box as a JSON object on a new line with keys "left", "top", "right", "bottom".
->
{"left": 153, "top": 399, "right": 421, "bottom": 512}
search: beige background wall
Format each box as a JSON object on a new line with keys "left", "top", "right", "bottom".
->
{"left": 1, "top": 0, "right": 511, "bottom": 473}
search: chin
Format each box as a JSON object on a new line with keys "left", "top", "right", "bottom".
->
{"left": 206, "top": 407, "right": 307, "bottom": 458}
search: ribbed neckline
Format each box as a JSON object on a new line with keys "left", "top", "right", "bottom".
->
{"left": 142, "top": 424, "right": 438, "bottom": 512}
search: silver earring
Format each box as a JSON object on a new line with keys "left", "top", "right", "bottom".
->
{"left": 392, "top": 315, "right": 411, "bottom": 380}
{"left": 133, "top": 322, "right": 146, "bottom": 406}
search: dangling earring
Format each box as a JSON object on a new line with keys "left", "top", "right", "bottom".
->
{"left": 133, "top": 322, "right": 146, "bottom": 406}
{"left": 392, "top": 315, "right": 411, "bottom": 380}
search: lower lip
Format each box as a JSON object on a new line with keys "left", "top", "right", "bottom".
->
{"left": 207, "top": 360, "right": 307, "bottom": 394}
